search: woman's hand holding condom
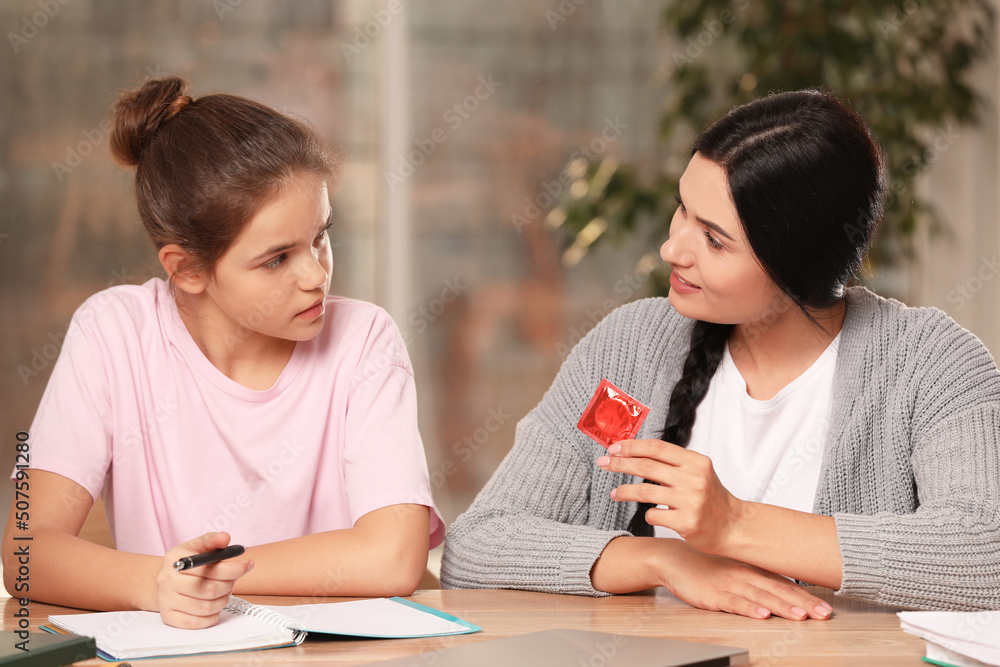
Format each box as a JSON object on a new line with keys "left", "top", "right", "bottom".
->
{"left": 596, "top": 438, "right": 746, "bottom": 556}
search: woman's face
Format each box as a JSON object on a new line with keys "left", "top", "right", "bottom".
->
{"left": 204, "top": 173, "right": 333, "bottom": 343}
{"left": 660, "top": 153, "right": 783, "bottom": 324}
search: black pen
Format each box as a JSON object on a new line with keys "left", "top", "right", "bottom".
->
{"left": 174, "top": 544, "right": 245, "bottom": 571}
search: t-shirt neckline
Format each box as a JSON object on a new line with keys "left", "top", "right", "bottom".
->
{"left": 157, "top": 281, "right": 309, "bottom": 402}
{"left": 722, "top": 331, "right": 841, "bottom": 410}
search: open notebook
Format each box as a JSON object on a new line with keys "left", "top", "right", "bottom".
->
{"left": 44, "top": 596, "right": 480, "bottom": 661}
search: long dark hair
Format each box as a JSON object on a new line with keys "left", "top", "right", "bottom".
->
{"left": 627, "top": 90, "right": 886, "bottom": 537}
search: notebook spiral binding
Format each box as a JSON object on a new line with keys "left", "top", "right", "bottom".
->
{"left": 223, "top": 596, "right": 305, "bottom": 638}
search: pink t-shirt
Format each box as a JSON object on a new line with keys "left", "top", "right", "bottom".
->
{"left": 25, "top": 277, "right": 444, "bottom": 556}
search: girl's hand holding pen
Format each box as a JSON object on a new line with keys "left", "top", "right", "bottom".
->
{"left": 157, "top": 532, "right": 254, "bottom": 629}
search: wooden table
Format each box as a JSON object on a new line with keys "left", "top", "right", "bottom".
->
{"left": 1, "top": 587, "right": 925, "bottom": 665}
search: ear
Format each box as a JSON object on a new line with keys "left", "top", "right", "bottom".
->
{"left": 158, "top": 244, "right": 208, "bottom": 295}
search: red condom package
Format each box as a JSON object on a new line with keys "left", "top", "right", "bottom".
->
{"left": 577, "top": 378, "right": 650, "bottom": 448}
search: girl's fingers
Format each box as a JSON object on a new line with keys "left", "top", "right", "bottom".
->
{"left": 165, "top": 590, "right": 233, "bottom": 619}
{"left": 178, "top": 558, "right": 253, "bottom": 583}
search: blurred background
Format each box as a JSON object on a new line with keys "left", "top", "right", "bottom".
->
{"left": 1, "top": 0, "right": 998, "bottom": 580}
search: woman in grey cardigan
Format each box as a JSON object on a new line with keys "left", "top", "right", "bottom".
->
{"left": 441, "top": 90, "right": 1000, "bottom": 619}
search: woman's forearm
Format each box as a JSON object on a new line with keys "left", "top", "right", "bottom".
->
{"left": 721, "top": 502, "right": 842, "bottom": 589}
{"left": 590, "top": 536, "right": 670, "bottom": 593}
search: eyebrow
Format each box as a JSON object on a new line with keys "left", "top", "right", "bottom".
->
{"left": 250, "top": 210, "right": 333, "bottom": 263}
{"left": 676, "top": 190, "right": 736, "bottom": 242}
{"left": 696, "top": 216, "right": 736, "bottom": 242}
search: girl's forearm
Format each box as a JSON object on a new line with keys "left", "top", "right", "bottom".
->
{"left": 4, "top": 526, "right": 160, "bottom": 611}
{"left": 233, "top": 504, "right": 430, "bottom": 597}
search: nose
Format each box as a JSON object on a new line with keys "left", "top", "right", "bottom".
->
{"left": 660, "top": 211, "right": 692, "bottom": 267}
{"left": 296, "top": 250, "right": 329, "bottom": 292}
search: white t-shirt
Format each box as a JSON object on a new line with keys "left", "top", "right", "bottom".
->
{"left": 654, "top": 334, "right": 839, "bottom": 540}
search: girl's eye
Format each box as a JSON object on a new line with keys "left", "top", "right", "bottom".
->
{"left": 263, "top": 254, "right": 286, "bottom": 269}
{"left": 673, "top": 195, "right": 686, "bottom": 214}
{"left": 315, "top": 221, "right": 333, "bottom": 245}
{"left": 704, "top": 231, "right": 724, "bottom": 250}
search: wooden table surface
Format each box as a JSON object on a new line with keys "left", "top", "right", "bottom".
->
{"left": 1, "top": 587, "right": 926, "bottom": 666}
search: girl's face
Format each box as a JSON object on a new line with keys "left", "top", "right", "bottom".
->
{"left": 204, "top": 173, "right": 333, "bottom": 343}
{"left": 660, "top": 153, "right": 782, "bottom": 324}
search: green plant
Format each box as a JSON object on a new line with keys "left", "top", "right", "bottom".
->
{"left": 552, "top": 0, "right": 995, "bottom": 285}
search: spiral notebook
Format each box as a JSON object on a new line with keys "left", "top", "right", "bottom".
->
{"left": 44, "top": 596, "right": 480, "bottom": 661}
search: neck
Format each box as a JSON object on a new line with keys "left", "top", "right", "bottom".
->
{"left": 727, "top": 297, "right": 846, "bottom": 399}
{"left": 175, "top": 291, "right": 295, "bottom": 386}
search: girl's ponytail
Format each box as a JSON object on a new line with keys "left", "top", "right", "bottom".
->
{"left": 110, "top": 77, "right": 191, "bottom": 168}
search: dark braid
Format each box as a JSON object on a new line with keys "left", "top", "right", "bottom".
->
{"left": 627, "top": 320, "right": 733, "bottom": 537}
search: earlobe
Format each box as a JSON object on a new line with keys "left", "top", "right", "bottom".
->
{"left": 158, "top": 244, "right": 207, "bottom": 295}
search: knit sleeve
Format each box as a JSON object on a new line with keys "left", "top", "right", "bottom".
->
{"left": 835, "top": 314, "right": 1000, "bottom": 610}
{"left": 440, "top": 299, "right": 678, "bottom": 596}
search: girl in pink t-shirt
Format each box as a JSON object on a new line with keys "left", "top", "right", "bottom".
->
{"left": 2, "top": 77, "right": 443, "bottom": 628}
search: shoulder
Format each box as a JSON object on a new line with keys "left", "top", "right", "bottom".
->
{"left": 842, "top": 286, "right": 1000, "bottom": 412}
{"left": 568, "top": 297, "right": 694, "bottom": 374}
{"left": 585, "top": 297, "right": 693, "bottom": 351}
{"left": 844, "top": 286, "right": 993, "bottom": 361}
{"left": 66, "top": 277, "right": 165, "bottom": 341}
{"left": 312, "top": 296, "right": 413, "bottom": 387}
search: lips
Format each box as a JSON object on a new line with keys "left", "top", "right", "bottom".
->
{"left": 673, "top": 272, "right": 700, "bottom": 288}
{"left": 296, "top": 296, "right": 325, "bottom": 318}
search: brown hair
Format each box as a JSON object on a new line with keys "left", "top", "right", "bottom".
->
{"left": 109, "top": 76, "right": 338, "bottom": 278}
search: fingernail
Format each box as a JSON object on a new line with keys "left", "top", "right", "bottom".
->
{"left": 607, "top": 444, "right": 621, "bottom": 454}
{"left": 820, "top": 600, "right": 833, "bottom": 611}
{"left": 757, "top": 607, "right": 770, "bottom": 619}
{"left": 814, "top": 604, "right": 831, "bottom": 617}
{"left": 247, "top": 560, "right": 255, "bottom": 571}
{"left": 791, "top": 606, "right": 807, "bottom": 618}
{"left": 609, "top": 488, "right": 617, "bottom": 500}
{"left": 597, "top": 456, "right": 610, "bottom": 467}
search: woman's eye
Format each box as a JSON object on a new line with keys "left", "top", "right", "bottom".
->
{"left": 673, "top": 195, "right": 686, "bottom": 214}
{"left": 704, "top": 231, "right": 723, "bottom": 250}
{"left": 263, "top": 254, "right": 286, "bottom": 269}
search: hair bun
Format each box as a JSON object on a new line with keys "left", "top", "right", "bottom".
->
{"left": 110, "top": 76, "right": 191, "bottom": 167}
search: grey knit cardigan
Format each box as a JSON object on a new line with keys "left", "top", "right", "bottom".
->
{"left": 441, "top": 287, "right": 1000, "bottom": 610}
